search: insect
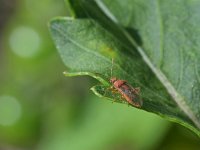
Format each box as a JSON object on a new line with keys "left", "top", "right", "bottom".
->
{"left": 109, "top": 59, "right": 143, "bottom": 108}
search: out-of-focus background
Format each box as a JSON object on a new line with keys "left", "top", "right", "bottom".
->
{"left": 0, "top": 0, "right": 200, "bottom": 150}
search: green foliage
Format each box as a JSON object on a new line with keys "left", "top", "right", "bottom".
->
{"left": 49, "top": 0, "right": 200, "bottom": 136}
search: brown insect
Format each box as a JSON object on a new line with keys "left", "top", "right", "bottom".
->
{"left": 109, "top": 59, "right": 143, "bottom": 108}
{"left": 110, "top": 77, "right": 143, "bottom": 108}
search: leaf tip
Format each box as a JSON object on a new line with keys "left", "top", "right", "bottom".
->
{"left": 49, "top": 16, "right": 75, "bottom": 29}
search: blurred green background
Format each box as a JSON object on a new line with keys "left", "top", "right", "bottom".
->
{"left": 0, "top": 0, "right": 200, "bottom": 150}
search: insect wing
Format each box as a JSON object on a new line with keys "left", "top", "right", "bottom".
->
{"left": 120, "top": 84, "right": 143, "bottom": 107}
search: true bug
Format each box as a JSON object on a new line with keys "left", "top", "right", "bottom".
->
{"left": 109, "top": 59, "right": 143, "bottom": 108}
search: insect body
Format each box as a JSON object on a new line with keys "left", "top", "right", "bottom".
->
{"left": 110, "top": 77, "right": 143, "bottom": 108}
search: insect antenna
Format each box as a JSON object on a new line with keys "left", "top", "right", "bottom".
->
{"left": 110, "top": 58, "right": 114, "bottom": 78}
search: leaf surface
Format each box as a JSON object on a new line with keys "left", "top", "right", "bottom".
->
{"left": 49, "top": 14, "right": 200, "bottom": 135}
{"left": 95, "top": 0, "right": 200, "bottom": 132}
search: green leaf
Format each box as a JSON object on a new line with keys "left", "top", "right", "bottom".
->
{"left": 65, "top": 0, "right": 200, "bottom": 136}
{"left": 49, "top": 15, "right": 200, "bottom": 136}
{"left": 94, "top": 0, "right": 200, "bottom": 135}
